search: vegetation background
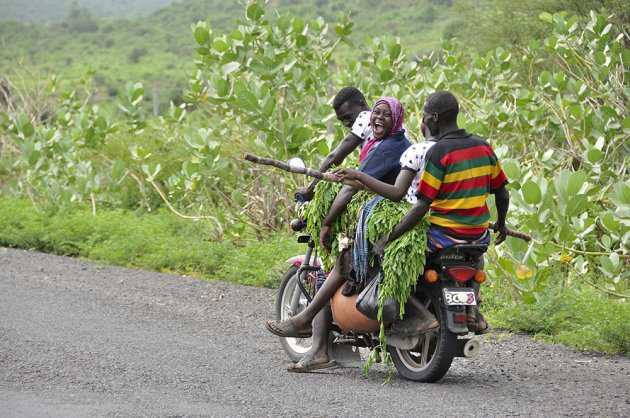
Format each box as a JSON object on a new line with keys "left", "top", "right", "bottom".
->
{"left": 0, "top": 0, "right": 628, "bottom": 356}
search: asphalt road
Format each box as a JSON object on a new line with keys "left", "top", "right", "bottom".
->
{"left": 1, "top": 247, "right": 628, "bottom": 417}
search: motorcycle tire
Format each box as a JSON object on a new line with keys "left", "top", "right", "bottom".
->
{"left": 388, "top": 289, "right": 457, "bottom": 382}
{"left": 275, "top": 265, "right": 314, "bottom": 362}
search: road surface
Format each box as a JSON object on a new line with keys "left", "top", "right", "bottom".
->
{"left": 1, "top": 248, "right": 628, "bottom": 416}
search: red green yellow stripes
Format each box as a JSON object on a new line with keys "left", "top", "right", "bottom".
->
{"left": 416, "top": 133, "right": 507, "bottom": 238}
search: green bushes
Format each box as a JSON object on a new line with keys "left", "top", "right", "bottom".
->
{"left": 184, "top": 2, "right": 629, "bottom": 305}
{"left": 484, "top": 285, "right": 630, "bottom": 355}
{"left": 0, "top": 197, "right": 301, "bottom": 287}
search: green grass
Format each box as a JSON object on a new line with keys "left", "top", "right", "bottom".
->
{"left": 483, "top": 282, "right": 630, "bottom": 356}
{"left": 0, "top": 196, "right": 301, "bottom": 288}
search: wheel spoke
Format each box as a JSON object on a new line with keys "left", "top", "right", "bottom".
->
{"left": 421, "top": 332, "right": 431, "bottom": 365}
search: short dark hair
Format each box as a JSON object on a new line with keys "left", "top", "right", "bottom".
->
{"left": 332, "top": 87, "right": 366, "bottom": 111}
{"left": 424, "top": 90, "right": 459, "bottom": 122}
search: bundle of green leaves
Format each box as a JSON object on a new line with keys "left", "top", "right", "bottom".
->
{"left": 305, "top": 177, "right": 430, "bottom": 375}
{"left": 306, "top": 178, "right": 429, "bottom": 315}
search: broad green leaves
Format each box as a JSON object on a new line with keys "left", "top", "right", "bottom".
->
{"left": 187, "top": 0, "right": 356, "bottom": 173}
{"left": 521, "top": 181, "right": 542, "bottom": 205}
{"left": 1, "top": 3, "right": 627, "bottom": 300}
{"left": 236, "top": 89, "right": 261, "bottom": 113}
{"left": 117, "top": 81, "right": 146, "bottom": 133}
{"left": 246, "top": 2, "right": 264, "bottom": 21}
{"left": 193, "top": 25, "right": 210, "bottom": 45}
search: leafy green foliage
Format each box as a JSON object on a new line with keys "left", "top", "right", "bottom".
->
{"left": 305, "top": 180, "right": 344, "bottom": 267}
{"left": 449, "top": 0, "right": 630, "bottom": 56}
{"left": 368, "top": 200, "right": 430, "bottom": 319}
{"left": 305, "top": 172, "right": 429, "bottom": 313}
{"left": 188, "top": 1, "right": 354, "bottom": 163}
{"left": 306, "top": 176, "right": 430, "bottom": 372}
{"left": 0, "top": 196, "right": 300, "bottom": 287}
{"left": 0, "top": 0, "right": 452, "bottom": 118}
{"left": 367, "top": 200, "right": 430, "bottom": 372}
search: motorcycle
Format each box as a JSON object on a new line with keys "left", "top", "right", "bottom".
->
{"left": 274, "top": 199, "right": 486, "bottom": 382}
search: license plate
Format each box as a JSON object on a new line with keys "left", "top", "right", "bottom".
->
{"left": 443, "top": 288, "right": 477, "bottom": 306}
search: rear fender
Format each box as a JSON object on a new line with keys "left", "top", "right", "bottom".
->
{"left": 285, "top": 255, "right": 323, "bottom": 268}
{"left": 443, "top": 306, "right": 470, "bottom": 333}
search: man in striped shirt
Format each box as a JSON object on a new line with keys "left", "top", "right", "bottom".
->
{"left": 374, "top": 90, "right": 510, "bottom": 332}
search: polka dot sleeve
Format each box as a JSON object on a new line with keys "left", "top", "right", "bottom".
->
{"left": 350, "top": 111, "right": 373, "bottom": 145}
{"left": 399, "top": 141, "right": 436, "bottom": 204}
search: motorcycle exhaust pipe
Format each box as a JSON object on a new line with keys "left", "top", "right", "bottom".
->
{"left": 455, "top": 338, "right": 481, "bottom": 358}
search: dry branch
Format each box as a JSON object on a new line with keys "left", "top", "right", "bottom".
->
{"left": 243, "top": 152, "right": 532, "bottom": 241}
{"left": 242, "top": 152, "right": 366, "bottom": 190}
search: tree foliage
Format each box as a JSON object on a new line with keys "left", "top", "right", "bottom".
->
{"left": 185, "top": 3, "right": 630, "bottom": 301}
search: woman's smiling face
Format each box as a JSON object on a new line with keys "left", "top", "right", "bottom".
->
{"left": 371, "top": 103, "right": 393, "bottom": 139}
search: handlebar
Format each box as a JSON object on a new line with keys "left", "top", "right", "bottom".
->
{"left": 290, "top": 218, "right": 308, "bottom": 232}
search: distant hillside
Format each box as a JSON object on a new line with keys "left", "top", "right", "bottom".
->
{"left": 0, "top": 0, "right": 180, "bottom": 22}
{"left": 0, "top": 0, "right": 454, "bottom": 112}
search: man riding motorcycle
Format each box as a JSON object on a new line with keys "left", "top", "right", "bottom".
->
{"left": 372, "top": 90, "right": 510, "bottom": 331}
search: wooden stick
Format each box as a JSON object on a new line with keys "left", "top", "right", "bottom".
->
{"left": 243, "top": 152, "right": 532, "bottom": 242}
{"left": 488, "top": 221, "right": 532, "bottom": 242}
{"left": 242, "top": 152, "right": 366, "bottom": 190}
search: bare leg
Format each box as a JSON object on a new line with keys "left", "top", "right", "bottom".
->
{"left": 306, "top": 305, "right": 332, "bottom": 363}
{"left": 267, "top": 250, "right": 350, "bottom": 339}
{"left": 288, "top": 260, "right": 345, "bottom": 331}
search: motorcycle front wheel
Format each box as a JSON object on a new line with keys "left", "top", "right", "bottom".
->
{"left": 275, "top": 265, "right": 315, "bottom": 362}
{"left": 388, "top": 289, "right": 457, "bottom": 382}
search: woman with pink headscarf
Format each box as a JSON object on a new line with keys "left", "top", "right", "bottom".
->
{"left": 359, "top": 97, "right": 406, "bottom": 162}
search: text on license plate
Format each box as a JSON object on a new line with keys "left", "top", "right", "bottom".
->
{"left": 443, "top": 288, "right": 477, "bottom": 306}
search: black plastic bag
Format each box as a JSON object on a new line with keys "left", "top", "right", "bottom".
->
{"left": 355, "top": 271, "right": 400, "bottom": 322}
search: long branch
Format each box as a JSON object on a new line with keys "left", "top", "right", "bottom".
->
{"left": 566, "top": 261, "right": 630, "bottom": 298}
{"left": 584, "top": 279, "right": 630, "bottom": 299}
{"left": 243, "top": 152, "right": 532, "bottom": 241}
{"left": 548, "top": 240, "right": 630, "bottom": 259}
{"left": 149, "top": 180, "right": 224, "bottom": 238}
{"left": 242, "top": 152, "right": 367, "bottom": 190}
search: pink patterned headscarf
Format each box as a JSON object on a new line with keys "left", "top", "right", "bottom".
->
{"left": 359, "top": 97, "right": 405, "bottom": 162}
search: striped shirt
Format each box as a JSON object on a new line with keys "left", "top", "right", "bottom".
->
{"left": 415, "top": 130, "right": 508, "bottom": 238}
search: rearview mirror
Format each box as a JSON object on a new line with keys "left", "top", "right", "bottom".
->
{"left": 287, "top": 157, "right": 306, "bottom": 169}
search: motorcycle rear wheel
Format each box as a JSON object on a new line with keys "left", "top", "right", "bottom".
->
{"left": 275, "top": 265, "right": 315, "bottom": 362}
{"left": 388, "top": 289, "right": 457, "bottom": 382}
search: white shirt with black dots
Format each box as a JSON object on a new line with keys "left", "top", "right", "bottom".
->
{"left": 400, "top": 140, "right": 437, "bottom": 204}
{"left": 350, "top": 111, "right": 374, "bottom": 151}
